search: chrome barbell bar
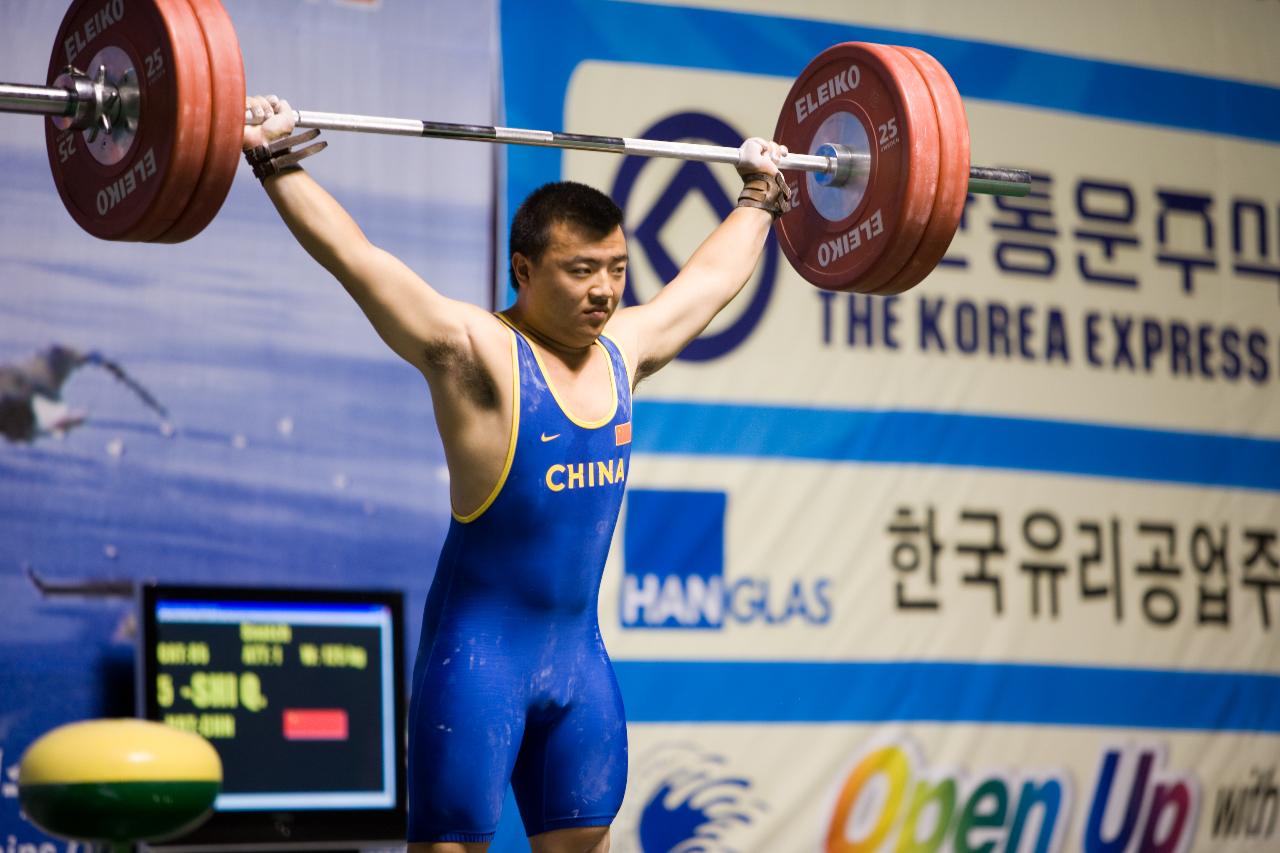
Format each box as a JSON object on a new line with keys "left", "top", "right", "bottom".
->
{"left": 0, "top": 77, "right": 1032, "bottom": 197}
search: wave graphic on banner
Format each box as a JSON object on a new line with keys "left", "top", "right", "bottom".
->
{"left": 614, "top": 742, "right": 766, "bottom": 852}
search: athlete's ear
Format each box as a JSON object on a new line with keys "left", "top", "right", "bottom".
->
{"left": 512, "top": 253, "right": 533, "bottom": 290}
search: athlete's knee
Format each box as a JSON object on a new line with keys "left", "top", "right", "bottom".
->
{"left": 528, "top": 825, "right": 610, "bottom": 853}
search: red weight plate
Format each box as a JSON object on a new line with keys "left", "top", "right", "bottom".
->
{"left": 154, "top": 0, "right": 246, "bottom": 243}
{"left": 45, "top": 0, "right": 212, "bottom": 242}
{"left": 773, "top": 42, "right": 940, "bottom": 293}
{"left": 873, "top": 46, "right": 971, "bottom": 295}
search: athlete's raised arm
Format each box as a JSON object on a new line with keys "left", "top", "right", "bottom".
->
{"left": 608, "top": 137, "right": 789, "bottom": 383}
{"left": 243, "top": 95, "right": 494, "bottom": 371}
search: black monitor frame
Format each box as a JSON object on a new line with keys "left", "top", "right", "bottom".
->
{"left": 136, "top": 582, "right": 407, "bottom": 851}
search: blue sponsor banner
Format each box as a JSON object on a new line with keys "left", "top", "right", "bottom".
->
{"left": 494, "top": 4, "right": 1280, "bottom": 850}
{"left": 621, "top": 488, "right": 834, "bottom": 631}
{"left": 633, "top": 401, "right": 1280, "bottom": 493}
{"left": 623, "top": 489, "right": 727, "bottom": 629}
{"left": 614, "top": 660, "right": 1280, "bottom": 732}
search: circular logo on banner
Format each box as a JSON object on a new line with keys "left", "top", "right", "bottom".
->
{"left": 611, "top": 112, "right": 779, "bottom": 362}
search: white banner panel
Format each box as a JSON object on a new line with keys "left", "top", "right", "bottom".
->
{"left": 499, "top": 1, "right": 1280, "bottom": 850}
{"left": 563, "top": 61, "right": 1280, "bottom": 432}
{"left": 602, "top": 459, "right": 1279, "bottom": 671}
{"left": 614, "top": 725, "right": 1276, "bottom": 853}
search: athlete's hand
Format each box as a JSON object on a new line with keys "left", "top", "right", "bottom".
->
{"left": 243, "top": 95, "right": 296, "bottom": 151}
{"left": 736, "top": 137, "right": 787, "bottom": 178}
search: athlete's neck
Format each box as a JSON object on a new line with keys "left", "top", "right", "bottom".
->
{"left": 501, "top": 310, "right": 597, "bottom": 366}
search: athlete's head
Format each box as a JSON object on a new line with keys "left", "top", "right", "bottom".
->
{"left": 509, "top": 182, "right": 628, "bottom": 347}
{"left": 509, "top": 182, "right": 624, "bottom": 291}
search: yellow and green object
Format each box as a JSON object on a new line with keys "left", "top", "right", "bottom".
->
{"left": 18, "top": 719, "right": 222, "bottom": 844}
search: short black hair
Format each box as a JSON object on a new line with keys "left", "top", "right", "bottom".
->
{"left": 509, "top": 181, "right": 624, "bottom": 289}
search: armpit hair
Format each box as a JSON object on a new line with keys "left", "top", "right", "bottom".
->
{"left": 420, "top": 339, "right": 499, "bottom": 408}
{"left": 634, "top": 355, "right": 665, "bottom": 387}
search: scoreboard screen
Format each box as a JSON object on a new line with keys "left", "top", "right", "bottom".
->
{"left": 137, "top": 583, "right": 406, "bottom": 849}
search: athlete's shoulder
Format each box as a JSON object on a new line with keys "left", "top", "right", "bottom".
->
{"left": 600, "top": 313, "right": 639, "bottom": 389}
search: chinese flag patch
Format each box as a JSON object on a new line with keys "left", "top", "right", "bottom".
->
{"left": 615, "top": 422, "right": 632, "bottom": 446}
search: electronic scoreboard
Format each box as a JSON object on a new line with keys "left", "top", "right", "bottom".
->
{"left": 137, "top": 583, "right": 406, "bottom": 850}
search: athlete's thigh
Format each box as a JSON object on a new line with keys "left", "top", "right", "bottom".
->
{"left": 408, "top": 652, "right": 526, "bottom": 840}
{"left": 511, "top": 658, "right": 628, "bottom": 833}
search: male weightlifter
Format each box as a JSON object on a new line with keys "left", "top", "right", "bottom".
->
{"left": 242, "top": 94, "right": 791, "bottom": 853}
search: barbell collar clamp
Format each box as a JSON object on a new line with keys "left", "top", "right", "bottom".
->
{"left": 2, "top": 70, "right": 125, "bottom": 135}
{"left": 55, "top": 71, "right": 95, "bottom": 132}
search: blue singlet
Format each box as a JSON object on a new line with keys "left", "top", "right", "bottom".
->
{"left": 406, "top": 316, "right": 633, "bottom": 843}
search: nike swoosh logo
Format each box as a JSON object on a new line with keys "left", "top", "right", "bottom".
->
{"left": 540, "top": 432, "right": 560, "bottom": 442}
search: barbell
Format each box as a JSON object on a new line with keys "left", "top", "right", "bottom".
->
{"left": 0, "top": 0, "right": 1031, "bottom": 294}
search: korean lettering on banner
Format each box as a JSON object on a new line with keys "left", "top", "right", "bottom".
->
{"left": 945, "top": 167, "right": 1280, "bottom": 300}
{"left": 888, "top": 505, "right": 941, "bottom": 610}
{"left": 992, "top": 171, "right": 1058, "bottom": 279}
{"left": 956, "top": 510, "right": 1006, "bottom": 615}
{"left": 1135, "top": 521, "right": 1180, "bottom": 625}
{"left": 1243, "top": 528, "right": 1280, "bottom": 628}
{"left": 1155, "top": 189, "right": 1216, "bottom": 293}
{"left": 1075, "top": 179, "right": 1140, "bottom": 288}
{"left": 1021, "top": 511, "right": 1069, "bottom": 618}
{"left": 886, "top": 507, "right": 1280, "bottom": 630}
{"left": 1233, "top": 199, "right": 1280, "bottom": 291}
{"left": 820, "top": 170, "right": 1278, "bottom": 384}
{"left": 1079, "top": 517, "right": 1123, "bottom": 621}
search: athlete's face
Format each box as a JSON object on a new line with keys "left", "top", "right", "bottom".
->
{"left": 515, "top": 221, "right": 628, "bottom": 348}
